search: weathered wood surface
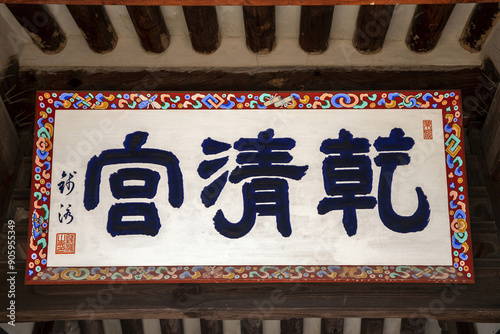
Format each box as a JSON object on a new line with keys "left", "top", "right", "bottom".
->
{"left": 321, "top": 318, "right": 344, "bottom": 334}
{"left": 481, "top": 85, "right": 500, "bottom": 179}
{"left": 78, "top": 320, "right": 105, "bottom": 334}
{"left": 66, "top": 5, "right": 117, "bottom": 54}
{"left": 11, "top": 62, "right": 500, "bottom": 126}
{"left": 0, "top": 0, "right": 497, "bottom": 6}
{"left": 5, "top": 4, "right": 66, "bottom": 54}
{"left": 299, "top": 6, "right": 334, "bottom": 54}
{"left": 160, "top": 319, "right": 184, "bottom": 334}
{"left": 460, "top": 3, "right": 500, "bottom": 53}
{"left": 120, "top": 319, "right": 145, "bottom": 334}
{"left": 406, "top": 4, "right": 455, "bottom": 53}
{"left": 400, "top": 318, "right": 427, "bottom": 333}
{"left": 241, "top": 319, "right": 263, "bottom": 334}
{"left": 126, "top": 6, "right": 170, "bottom": 54}
{"left": 200, "top": 319, "right": 223, "bottom": 334}
{"left": 281, "top": 318, "right": 303, "bottom": 334}
{"left": 0, "top": 97, "right": 19, "bottom": 183}
{"left": 360, "top": 318, "right": 384, "bottom": 334}
{"left": 353, "top": 5, "right": 394, "bottom": 54}
{"left": 243, "top": 6, "right": 275, "bottom": 54}
{"left": 182, "top": 6, "right": 220, "bottom": 54}
{"left": 1, "top": 65, "right": 500, "bottom": 323}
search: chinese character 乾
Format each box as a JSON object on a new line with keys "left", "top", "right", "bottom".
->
{"left": 198, "top": 128, "right": 308, "bottom": 238}
{"left": 84, "top": 131, "right": 184, "bottom": 237}
{"left": 374, "top": 128, "right": 430, "bottom": 233}
{"left": 317, "top": 129, "right": 377, "bottom": 236}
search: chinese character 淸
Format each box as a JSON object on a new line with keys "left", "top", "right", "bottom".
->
{"left": 198, "top": 128, "right": 308, "bottom": 238}
{"left": 83, "top": 131, "right": 184, "bottom": 237}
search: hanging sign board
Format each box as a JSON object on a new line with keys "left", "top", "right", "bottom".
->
{"left": 26, "top": 91, "right": 473, "bottom": 284}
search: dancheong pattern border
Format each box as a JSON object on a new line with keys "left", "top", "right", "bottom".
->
{"left": 26, "top": 91, "right": 474, "bottom": 284}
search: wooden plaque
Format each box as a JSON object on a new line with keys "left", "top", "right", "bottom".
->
{"left": 26, "top": 91, "right": 473, "bottom": 284}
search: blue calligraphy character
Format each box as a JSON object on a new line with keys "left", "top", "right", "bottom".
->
{"left": 58, "top": 204, "right": 74, "bottom": 224}
{"left": 317, "top": 129, "right": 377, "bottom": 237}
{"left": 374, "top": 128, "right": 430, "bottom": 233}
{"left": 58, "top": 171, "right": 76, "bottom": 195}
{"left": 84, "top": 131, "right": 183, "bottom": 237}
{"left": 198, "top": 129, "right": 308, "bottom": 238}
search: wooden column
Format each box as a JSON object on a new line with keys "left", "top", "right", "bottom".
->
{"left": 159, "top": 319, "right": 183, "bottom": 334}
{"left": 66, "top": 5, "right": 117, "bottom": 54}
{"left": 406, "top": 4, "right": 455, "bottom": 53}
{"left": 299, "top": 6, "right": 334, "bottom": 54}
{"left": 127, "top": 6, "right": 170, "bottom": 54}
{"left": 360, "top": 318, "right": 384, "bottom": 334}
{"left": 241, "top": 319, "right": 263, "bottom": 334}
{"left": 243, "top": 6, "right": 275, "bottom": 54}
{"left": 321, "top": 318, "right": 344, "bottom": 334}
{"left": 5, "top": 4, "right": 66, "bottom": 54}
{"left": 281, "top": 318, "right": 303, "bottom": 334}
{"left": 460, "top": 3, "right": 500, "bottom": 53}
{"left": 183, "top": 6, "right": 220, "bottom": 54}
{"left": 353, "top": 5, "right": 395, "bottom": 54}
{"left": 200, "top": 319, "right": 223, "bottom": 334}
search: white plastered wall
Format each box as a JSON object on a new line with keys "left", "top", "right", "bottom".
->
{"left": 0, "top": 3, "right": 486, "bottom": 69}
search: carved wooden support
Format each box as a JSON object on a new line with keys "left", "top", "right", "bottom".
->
{"left": 66, "top": 5, "right": 117, "bottom": 54}
{"left": 481, "top": 85, "right": 500, "bottom": 179}
{"left": 160, "top": 319, "right": 183, "bottom": 334}
{"left": 5, "top": 4, "right": 66, "bottom": 54}
{"left": 361, "top": 318, "right": 384, "bottom": 334}
{"left": 406, "top": 4, "right": 455, "bottom": 53}
{"left": 353, "top": 5, "right": 394, "bottom": 54}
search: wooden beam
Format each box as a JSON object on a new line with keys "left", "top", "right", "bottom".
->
{"left": 5, "top": 4, "right": 66, "bottom": 54}
{"left": 360, "top": 318, "right": 384, "bottom": 334}
{"left": 353, "top": 5, "right": 394, "bottom": 54}
{"left": 126, "top": 6, "right": 170, "bottom": 54}
{"left": 78, "top": 320, "right": 105, "bottom": 334}
{"left": 0, "top": 0, "right": 497, "bottom": 6}
{"left": 182, "top": 6, "right": 220, "bottom": 54}
{"left": 159, "top": 319, "right": 183, "bottom": 334}
{"left": 321, "top": 318, "right": 344, "bottom": 334}
{"left": 400, "top": 318, "right": 426, "bottom": 333}
{"left": 406, "top": 4, "right": 455, "bottom": 53}
{"left": 281, "top": 318, "right": 303, "bottom": 334}
{"left": 200, "top": 319, "right": 223, "bottom": 334}
{"left": 460, "top": 3, "right": 500, "bottom": 53}
{"left": 66, "top": 5, "right": 117, "bottom": 54}
{"left": 243, "top": 6, "right": 275, "bottom": 54}
{"left": 299, "top": 6, "right": 334, "bottom": 54}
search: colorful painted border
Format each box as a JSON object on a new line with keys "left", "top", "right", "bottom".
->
{"left": 26, "top": 91, "right": 473, "bottom": 284}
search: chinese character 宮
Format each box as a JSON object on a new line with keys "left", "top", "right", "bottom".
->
{"left": 198, "top": 128, "right": 308, "bottom": 238}
{"left": 83, "top": 131, "right": 184, "bottom": 237}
